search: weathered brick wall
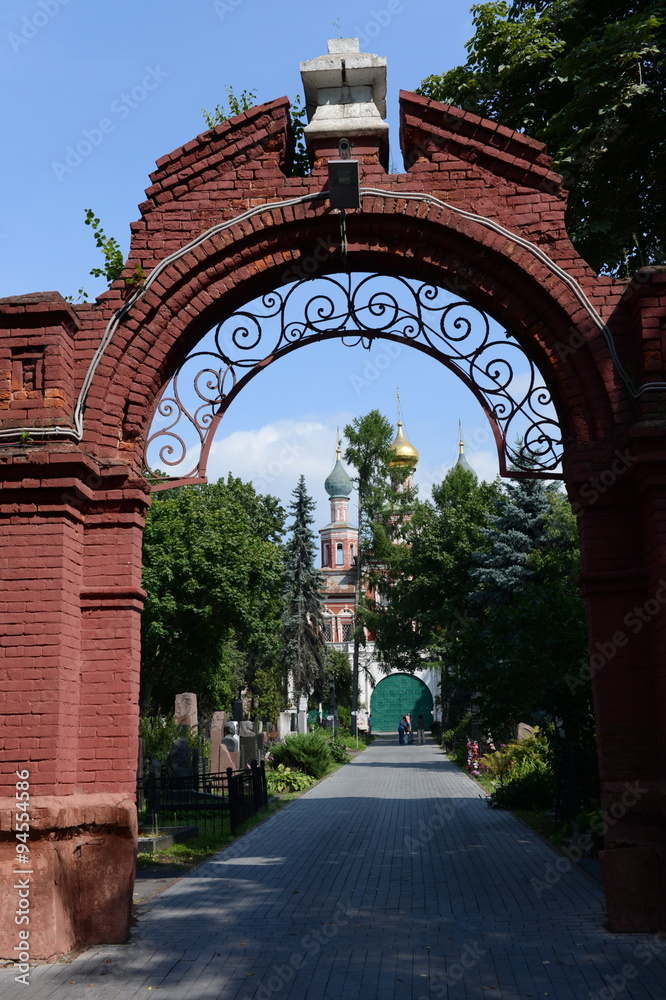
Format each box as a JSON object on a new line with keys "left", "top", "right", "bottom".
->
{"left": 0, "top": 91, "right": 665, "bottom": 953}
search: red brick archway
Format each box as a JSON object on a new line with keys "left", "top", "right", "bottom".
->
{"left": 2, "top": 88, "right": 666, "bottom": 958}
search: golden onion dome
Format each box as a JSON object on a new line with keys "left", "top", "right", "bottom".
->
{"left": 389, "top": 421, "right": 419, "bottom": 469}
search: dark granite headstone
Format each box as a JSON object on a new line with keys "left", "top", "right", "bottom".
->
{"left": 167, "top": 737, "right": 192, "bottom": 778}
{"left": 240, "top": 735, "right": 259, "bottom": 769}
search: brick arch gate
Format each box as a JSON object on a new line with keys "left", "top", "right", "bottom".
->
{"left": 1, "top": 76, "right": 666, "bottom": 958}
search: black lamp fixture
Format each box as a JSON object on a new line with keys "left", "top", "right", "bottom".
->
{"left": 328, "top": 138, "right": 360, "bottom": 209}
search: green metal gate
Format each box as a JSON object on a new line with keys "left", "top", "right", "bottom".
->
{"left": 370, "top": 674, "right": 434, "bottom": 733}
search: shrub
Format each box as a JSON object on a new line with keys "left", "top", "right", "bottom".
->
{"left": 332, "top": 729, "right": 372, "bottom": 749}
{"left": 270, "top": 730, "right": 332, "bottom": 779}
{"left": 336, "top": 706, "right": 351, "bottom": 729}
{"left": 430, "top": 720, "right": 442, "bottom": 741}
{"left": 490, "top": 769, "right": 555, "bottom": 811}
{"left": 442, "top": 714, "right": 472, "bottom": 747}
{"left": 478, "top": 732, "right": 551, "bottom": 785}
{"left": 266, "top": 764, "right": 314, "bottom": 794}
{"left": 139, "top": 713, "right": 207, "bottom": 769}
{"left": 329, "top": 737, "right": 349, "bottom": 764}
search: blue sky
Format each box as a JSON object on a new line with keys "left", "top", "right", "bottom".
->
{"left": 2, "top": 1, "right": 555, "bottom": 526}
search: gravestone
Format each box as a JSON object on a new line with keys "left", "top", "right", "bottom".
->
{"left": 216, "top": 741, "right": 238, "bottom": 773}
{"left": 222, "top": 723, "right": 240, "bottom": 771}
{"left": 238, "top": 721, "right": 260, "bottom": 769}
{"left": 278, "top": 711, "right": 292, "bottom": 739}
{"left": 210, "top": 711, "right": 227, "bottom": 772}
{"left": 174, "top": 692, "right": 198, "bottom": 731}
{"left": 223, "top": 721, "right": 240, "bottom": 755}
{"left": 516, "top": 723, "right": 536, "bottom": 741}
{"left": 167, "top": 737, "right": 192, "bottom": 778}
{"left": 297, "top": 694, "right": 308, "bottom": 734}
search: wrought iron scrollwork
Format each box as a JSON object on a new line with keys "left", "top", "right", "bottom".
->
{"left": 145, "top": 272, "right": 563, "bottom": 483}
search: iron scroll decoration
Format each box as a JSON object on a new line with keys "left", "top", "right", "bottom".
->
{"left": 145, "top": 272, "right": 563, "bottom": 485}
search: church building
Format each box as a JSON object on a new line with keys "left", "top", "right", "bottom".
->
{"left": 318, "top": 422, "right": 474, "bottom": 732}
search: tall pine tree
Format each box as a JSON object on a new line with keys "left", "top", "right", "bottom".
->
{"left": 282, "top": 476, "right": 327, "bottom": 698}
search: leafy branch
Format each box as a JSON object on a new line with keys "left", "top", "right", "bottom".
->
{"left": 85, "top": 209, "right": 124, "bottom": 282}
{"left": 202, "top": 85, "right": 310, "bottom": 177}
{"left": 84, "top": 209, "right": 145, "bottom": 290}
{"left": 201, "top": 85, "right": 257, "bottom": 128}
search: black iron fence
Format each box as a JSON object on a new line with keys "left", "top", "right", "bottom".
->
{"left": 137, "top": 760, "right": 268, "bottom": 839}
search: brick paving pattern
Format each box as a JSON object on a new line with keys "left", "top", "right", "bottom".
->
{"left": 2, "top": 735, "right": 666, "bottom": 999}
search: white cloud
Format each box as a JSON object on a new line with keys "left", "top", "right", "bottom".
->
{"left": 205, "top": 415, "right": 355, "bottom": 525}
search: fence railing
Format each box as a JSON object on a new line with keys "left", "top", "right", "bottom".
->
{"left": 137, "top": 760, "right": 268, "bottom": 838}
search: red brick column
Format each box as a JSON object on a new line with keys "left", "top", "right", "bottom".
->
{"left": 0, "top": 457, "right": 148, "bottom": 959}
{"left": 573, "top": 437, "right": 666, "bottom": 931}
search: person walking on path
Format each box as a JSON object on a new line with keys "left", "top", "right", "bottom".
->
{"left": 398, "top": 716, "right": 406, "bottom": 744}
{"left": 417, "top": 713, "right": 425, "bottom": 744}
{"left": 405, "top": 714, "right": 414, "bottom": 744}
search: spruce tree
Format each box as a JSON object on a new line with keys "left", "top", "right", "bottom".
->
{"left": 282, "top": 476, "right": 327, "bottom": 698}
{"left": 470, "top": 476, "right": 553, "bottom": 602}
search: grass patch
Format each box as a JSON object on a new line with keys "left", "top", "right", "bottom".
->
{"left": 513, "top": 809, "right": 568, "bottom": 847}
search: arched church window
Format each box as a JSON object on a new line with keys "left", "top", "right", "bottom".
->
{"left": 336, "top": 543, "right": 344, "bottom": 566}
{"left": 323, "top": 543, "right": 330, "bottom": 567}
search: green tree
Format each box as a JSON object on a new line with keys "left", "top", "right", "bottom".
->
{"left": 460, "top": 481, "right": 593, "bottom": 815}
{"left": 249, "top": 661, "right": 285, "bottom": 726}
{"left": 282, "top": 476, "right": 327, "bottom": 697}
{"left": 462, "top": 478, "right": 590, "bottom": 739}
{"left": 343, "top": 410, "right": 396, "bottom": 558}
{"left": 343, "top": 409, "right": 416, "bottom": 731}
{"left": 140, "top": 477, "right": 285, "bottom": 714}
{"left": 321, "top": 647, "right": 354, "bottom": 710}
{"left": 418, "top": 1, "right": 665, "bottom": 274}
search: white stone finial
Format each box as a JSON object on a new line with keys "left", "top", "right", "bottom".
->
{"left": 327, "top": 38, "right": 360, "bottom": 55}
{"left": 299, "top": 38, "right": 389, "bottom": 158}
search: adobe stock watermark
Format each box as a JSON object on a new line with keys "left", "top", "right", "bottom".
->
{"left": 565, "top": 579, "right": 666, "bottom": 694}
{"left": 531, "top": 779, "right": 648, "bottom": 898}
{"left": 350, "top": 341, "right": 402, "bottom": 394}
{"left": 420, "top": 426, "right": 492, "bottom": 489}
{"left": 8, "top": 0, "right": 72, "bottom": 54}
{"left": 280, "top": 235, "right": 338, "bottom": 286}
{"left": 569, "top": 448, "right": 637, "bottom": 514}
{"left": 51, "top": 65, "right": 169, "bottom": 182}
{"left": 417, "top": 942, "right": 487, "bottom": 1000}
{"left": 13, "top": 769, "right": 32, "bottom": 986}
{"left": 590, "top": 933, "right": 666, "bottom": 1000}
{"left": 254, "top": 901, "right": 351, "bottom": 999}
{"left": 213, "top": 0, "right": 244, "bottom": 21}
{"left": 404, "top": 797, "right": 469, "bottom": 852}
{"left": 355, "top": 0, "right": 403, "bottom": 49}
{"left": 253, "top": 439, "right": 305, "bottom": 494}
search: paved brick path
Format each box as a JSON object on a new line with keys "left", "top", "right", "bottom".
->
{"left": 3, "top": 736, "right": 666, "bottom": 1000}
